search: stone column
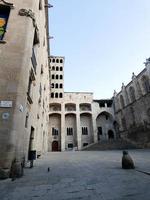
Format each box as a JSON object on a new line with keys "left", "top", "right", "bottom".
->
{"left": 92, "top": 116, "right": 97, "bottom": 143}
{"left": 76, "top": 104, "right": 82, "bottom": 150}
{"left": 61, "top": 103, "right": 65, "bottom": 151}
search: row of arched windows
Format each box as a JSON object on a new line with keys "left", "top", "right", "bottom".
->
{"left": 51, "top": 66, "right": 63, "bottom": 71}
{"left": 52, "top": 74, "right": 63, "bottom": 79}
{"left": 51, "top": 83, "right": 63, "bottom": 89}
{"left": 51, "top": 93, "right": 63, "bottom": 98}
{"left": 50, "top": 58, "right": 63, "bottom": 63}
{"left": 119, "top": 75, "right": 150, "bottom": 109}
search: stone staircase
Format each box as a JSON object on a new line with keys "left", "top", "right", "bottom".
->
{"left": 82, "top": 139, "right": 142, "bottom": 151}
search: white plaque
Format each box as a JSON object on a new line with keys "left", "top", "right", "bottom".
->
{"left": 0, "top": 101, "right": 13, "bottom": 108}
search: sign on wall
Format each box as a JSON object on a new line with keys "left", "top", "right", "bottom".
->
{"left": 0, "top": 101, "right": 13, "bottom": 108}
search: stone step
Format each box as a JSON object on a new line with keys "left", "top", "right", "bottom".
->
{"left": 82, "top": 139, "right": 140, "bottom": 151}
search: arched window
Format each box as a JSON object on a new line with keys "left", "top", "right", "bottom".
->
{"left": 52, "top": 74, "right": 55, "bottom": 79}
{"left": 55, "top": 93, "right": 58, "bottom": 98}
{"left": 141, "top": 76, "right": 150, "bottom": 93}
{"left": 60, "top": 75, "right": 63, "bottom": 79}
{"left": 52, "top": 59, "right": 55, "bottom": 63}
{"left": 51, "top": 93, "right": 54, "bottom": 98}
{"left": 25, "top": 113, "right": 29, "bottom": 128}
{"left": 120, "top": 95, "right": 125, "bottom": 108}
{"left": 51, "top": 83, "right": 54, "bottom": 88}
{"left": 52, "top": 66, "right": 55, "bottom": 70}
{"left": 39, "top": 0, "right": 42, "bottom": 10}
{"left": 129, "top": 86, "right": 136, "bottom": 102}
{"left": 56, "top": 75, "right": 59, "bottom": 79}
{"left": 60, "top": 59, "right": 63, "bottom": 63}
{"left": 60, "top": 83, "right": 63, "bottom": 88}
{"left": 56, "top": 59, "right": 59, "bottom": 63}
{"left": 60, "top": 67, "right": 63, "bottom": 71}
{"left": 59, "top": 93, "right": 63, "bottom": 98}
{"left": 55, "top": 83, "right": 58, "bottom": 88}
{"left": 56, "top": 66, "right": 59, "bottom": 71}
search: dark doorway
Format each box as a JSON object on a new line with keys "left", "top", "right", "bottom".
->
{"left": 97, "top": 127, "right": 102, "bottom": 141}
{"left": 108, "top": 130, "right": 114, "bottom": 139}
{"left": 52, "top": 141, "right": 59, "bottom": 151}
{"left": 28, "top": 126, "right": 36, "bottom": 160}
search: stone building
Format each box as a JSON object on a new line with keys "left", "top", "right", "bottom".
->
{"left": 49, "top": 56, "right": 116, "bottom": 151}
{"left": 113, "top": 58, "right": 150, "bottom": 147}
{"left": 0, "top": 0, "right": 50, "bottom": 179}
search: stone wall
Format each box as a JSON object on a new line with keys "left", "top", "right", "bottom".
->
{"left": 0, "top": 0, "right": 50, "bottom": 179}
{"left": 114, "top": 59, "right": 150, "bottom": 147}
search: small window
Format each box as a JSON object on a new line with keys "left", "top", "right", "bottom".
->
{"left": 59, "top": 93, "right": 63, "bottom": 98}
{"left": 51, "top": 83, "right": 54, "bottom": 88}
{"left": 31, "top": 48, "right": 37, "bottom": 72}
{"left": 0, "top": 5, "right": 10, "bottom": 41}
{"left": 52, "top": 74, "right": 55, "bottom": 79}
{"left": 83, "top": 143, "right": 88, "bottom": 147}
{"left": 25, "top": 113, "right": 29, "bottom": 128}
{"left": 52, "top": 127, "right": 59, "bottom": 136}
{"left": 67, "top": 128, "right": 73, "bottom": 136}
{"left": 60, "top": 67, "right": 63, "bottom": 71}
{"left": 60, "top": 59, "right": 63, "bottom": 63}
{"left": 56, "top": 66, "right": 59, "bottom": 71}
{"left": 51, "top": 93, "right": 54, "bottom": 98}
{"left": 39, "top": 0, "right": 42, "bottom": 10}
{"left": 68, "top": 143, "right": 73, "bottom": 148}
{"left": 41, "top": 65, "right": 43, "bottom": 74}
{"left": 55, "top": 83, "right": 58, "bottom": 88}
{"left": 33, "top": 28, "right": 39, "bottom": 45}
{"left": 55, "top": 93, "right": 58, "bottom": 98}
{"left": 52, "top": 59, "right": 55, "bottom": 63}
{"left": 60, "top": 75, "right": 63, "bottom": 79}
{"left": 60, "top": 84, "right": 63, "bottom": 88}
{"left": 56, "top": 75, "right": 59, "bottom": 79}
{"left": 52, "top": 66, "right": 55, "bottom": 70}
{"left": 56, "top": 59, "right": 59, "bottom": 63}
{"left": 82, "top": 127, "right": 88, "bottom": 135}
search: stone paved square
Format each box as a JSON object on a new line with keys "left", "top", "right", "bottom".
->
{"left": 0, "top": 150, "right": 150, "bottom": 200}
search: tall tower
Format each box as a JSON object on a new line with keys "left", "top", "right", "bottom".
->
{"left": 49, "top": 56, "right": 65, "bottom": 152}
{"left": 50, "top": 56, "right": 65, "bottom": 100}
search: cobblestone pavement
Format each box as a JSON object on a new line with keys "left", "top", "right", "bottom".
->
{"left": 0, "top": 150, "right": 150, "bottom": 200}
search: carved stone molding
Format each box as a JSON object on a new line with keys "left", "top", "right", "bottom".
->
{"left": 0, "top": 0, "right": 14, "bottom": 8}
{"left": 18, "top": 9, "right": 37, "bottom": 28}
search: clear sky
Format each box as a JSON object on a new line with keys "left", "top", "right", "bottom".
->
{"left": 49, "top": 0, "right": 150, "bottom": 99}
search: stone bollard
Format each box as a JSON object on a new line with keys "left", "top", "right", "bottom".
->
{"left": 122, "top": 150, "right": 135, "bottom": 169}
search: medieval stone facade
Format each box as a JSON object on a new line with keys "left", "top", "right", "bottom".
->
{"left": 113, "top": 59, "right": 150, "bottom": 147}
{"left": 0, "top": 0, "right": 50, "bottom": 179}
{"left": 0, "top": 0, "right": 150, "bottom": 180}
{"left": 49, "top": 56, "right": 116, "bottom": 151}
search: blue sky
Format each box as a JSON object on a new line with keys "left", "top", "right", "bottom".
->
{"left": 49, "top": 0, "right": 150, "bottom": 99}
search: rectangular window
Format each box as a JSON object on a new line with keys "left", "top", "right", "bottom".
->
{"left": 0, "top": 5, "right": 10, "bottom": 41}
{"left": 67, "top": 127, "right": 73, "bottom": 136}
{"left": 83, "top": 143, "right": 88, "bottom": 147}
{"left": 68, "top": 143, "right": 73, "bottom": 148}
{"left": 27, "top": 75, "right": 33, "bottom": 104}
{"left": 31, "top": 48, "right": 37, "bottom": 72}
{"left": 52, "top": 127, "right": 59, "bottom": 136}
{"left": 82, "top": 127, "right": 88, "bottom": 135}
